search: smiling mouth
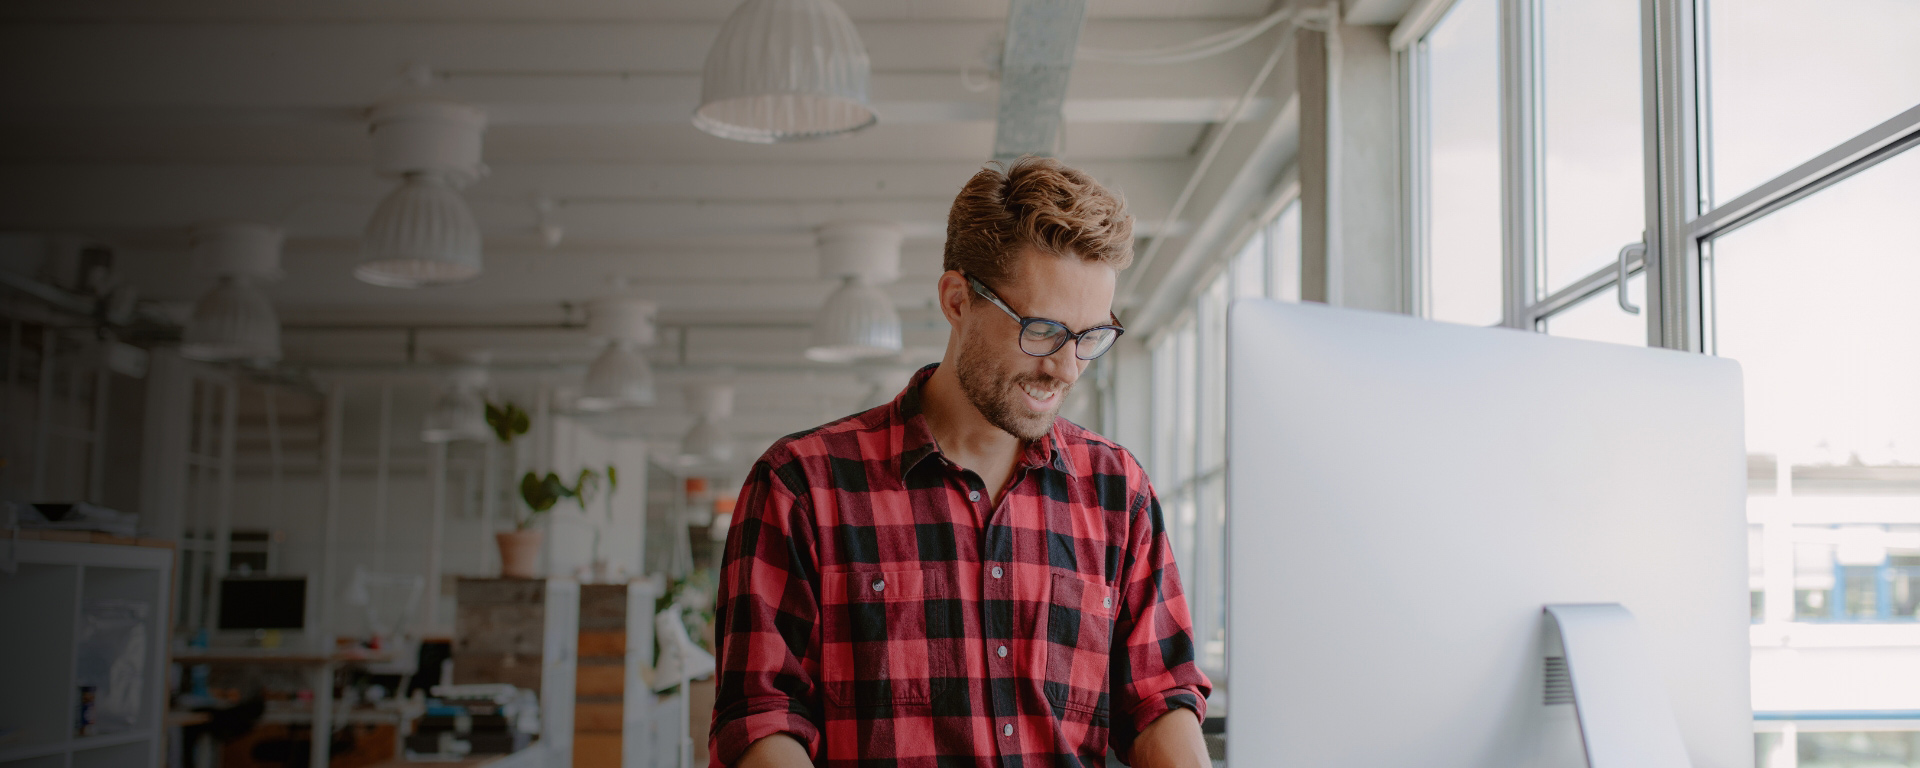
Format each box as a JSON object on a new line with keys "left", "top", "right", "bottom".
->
{"left": 1019, "top": 382, "right": 1057, "bottom": 405}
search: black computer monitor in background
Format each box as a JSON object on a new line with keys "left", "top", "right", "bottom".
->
{"left": 217, "top": 577, "right": 307, "bottom": 630}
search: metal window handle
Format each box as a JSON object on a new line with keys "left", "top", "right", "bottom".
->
{"left": 1616, "top": 242, "right": 1646, "bottom": 315}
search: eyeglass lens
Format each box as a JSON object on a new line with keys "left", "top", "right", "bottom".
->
{"left": 1019, "top": 320, "right": 1119, "bottom": 360}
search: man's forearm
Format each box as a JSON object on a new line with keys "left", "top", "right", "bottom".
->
{"left": 734, "top": 733, "right": 811, "bottom": 768}
{"left": 1131, "top": 708, "right": 1210, "bottom": 768}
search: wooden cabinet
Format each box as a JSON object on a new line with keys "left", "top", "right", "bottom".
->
{"left": 453, "top": 578, "right": 578, "bottom": 767}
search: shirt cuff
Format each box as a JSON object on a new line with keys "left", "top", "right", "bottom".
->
{"left": 710, "top": 700, "right": 820, "bottom": 767}
{"left": 1115, "top": 686, "right": 1208, "bottom": 763}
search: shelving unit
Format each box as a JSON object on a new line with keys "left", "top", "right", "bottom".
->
{"left": 0, "top": 540, "right": 174, "bottom": 768}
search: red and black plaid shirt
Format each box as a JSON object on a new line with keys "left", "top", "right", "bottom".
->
{"left": 710, "top": 364, "right": 1210, "bottom": 767}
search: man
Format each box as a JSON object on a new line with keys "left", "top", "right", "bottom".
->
{"left": 711, "top": 157, "right": 1212, "bottom": 767}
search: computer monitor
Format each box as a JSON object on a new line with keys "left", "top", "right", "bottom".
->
{"left": 1225, "top": 301, "right": 1751, "bottom": 767}
{"left": 217, "top": 576, "right": 307, "bottom": 631}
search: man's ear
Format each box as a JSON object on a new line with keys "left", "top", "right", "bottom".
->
{"left": 936, "top": 270, "right": 971, "bottom": 327}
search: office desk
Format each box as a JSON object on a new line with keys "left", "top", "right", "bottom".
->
{"left": 172, "top": 648, "right": 396, "bottom": 767}
{"left": 365, "top": 744, "right": 547, "bottom": 768}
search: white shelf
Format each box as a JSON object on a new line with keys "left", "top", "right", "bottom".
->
{"left": 0, "top": 542, "right": 172, "bottom": 768}
{"left": 0, "top": 730, "right": 155, "bottom": 763}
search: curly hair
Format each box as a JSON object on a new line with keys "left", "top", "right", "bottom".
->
{"left": 942, "top": 156, "right": 1134, "bottom": 286}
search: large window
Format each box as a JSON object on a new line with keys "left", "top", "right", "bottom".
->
{"left": 1418, "top": 0, "right": 1503, "bottom": 326}
{"left": 1402, "top": 0, "right": 1920, "bottom": 757}
{"left": 1148, "top": 201, "right": 1301, "bottom": 676}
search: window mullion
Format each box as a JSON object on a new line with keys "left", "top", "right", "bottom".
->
{"left": 1498, "top": 0, "right": 1544, "bottom": 330}
{"left": 1641, "top": 0, "right": 1705, "bottom": 351}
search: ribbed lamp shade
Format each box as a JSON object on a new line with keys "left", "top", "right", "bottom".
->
{"left": 680, "top": 415, "right": 736, "bottom": 466}
{"left": 420, "top": 387, "right": 490, "bottom": 443}
{"left": 577, "top": 341, "right": 655, "bottom": 411}
{"left": 181, "top": 275, "right": 282, "bottom": 364}
{"left": 807, "top": 277, "right": 901, "bottom": 362}
{"left": 357, "top": 173, "right": 483, "bottom": 288}
{"left": 695, "top": 0, "right": 876, "bottom": 143}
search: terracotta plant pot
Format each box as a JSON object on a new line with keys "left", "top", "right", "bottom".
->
{"left": 496, "top": 529, "right": 544, "bottom": 579}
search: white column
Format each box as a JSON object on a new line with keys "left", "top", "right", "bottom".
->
{"left": 427, "top": 440, "right": 448, "bottom": 630}
{"left": 373, "top": 384, "right": 393, "bottom": 571}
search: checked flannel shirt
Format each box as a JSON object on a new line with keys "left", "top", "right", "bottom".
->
{"left": 710, "top": 364, "right": 1211, "bottom": 767}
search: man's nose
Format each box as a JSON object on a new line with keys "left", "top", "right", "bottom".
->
{"left": 1042, "top": 341, "right": 1081, "bottom": 385}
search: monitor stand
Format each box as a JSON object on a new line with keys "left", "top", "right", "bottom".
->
{"left": 1544, "top": 604, "right": 1693, "bottom": 768}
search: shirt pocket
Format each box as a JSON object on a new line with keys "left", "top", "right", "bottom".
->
{"left": 1044, "top": 570, "right": 1116, "bottom": 717}
{"left": 819, "top": 567, "right": 952, "bottom": 709}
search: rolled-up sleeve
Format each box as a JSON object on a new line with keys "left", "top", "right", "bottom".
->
{"left": 1108, "top": 477, "right": 1213, "bottom": 761}
{"left": 709, "top": 447, "right": 822, "bottom": 766}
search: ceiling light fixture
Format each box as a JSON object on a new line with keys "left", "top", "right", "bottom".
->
{"left": 577, "top": 297, "right": 659, "bottom": 411}
{"left": 357, "top": 101, "right": 488, "bottom": 288}
{"left": 806, "top": 221, "right": 903, "bottom": 363}
{"left": 695, "top": 0, "right": 877, "bottom": 143}
{"left": 679, "top": 382, "right": 736, "bottom": 467}
{"left": 421, "top": 363, "right": 492, "bottom": 443}
{"left": 181, "top": 222, "right": 284, "bottom": 365}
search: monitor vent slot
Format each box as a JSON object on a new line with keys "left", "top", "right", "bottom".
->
{"left": 1543, "top": 656, "right": 1574, "bottom": 705}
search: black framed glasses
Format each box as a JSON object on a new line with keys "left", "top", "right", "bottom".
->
{"left": 965, "top": 273, "right": 1126, "bottom": 360}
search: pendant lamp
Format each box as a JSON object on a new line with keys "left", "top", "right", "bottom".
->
{"left": 679, "top": 382, "right": 737, "bottom": 466}
{"left": 181, "top": 222, "right": 284, "bottom": 365}
{"left": 358, "top": 101, "right": 488, "bottom": 287}
{"left": 695, "top": 0, "right": 877, "bottom": 143}
{"left": 807, "top": 278, "right": 901, "bottom": 363}
{"left": 421, "top": 365, "right": 491, "bottom": 443}
{"left": 576, "top": 297, "right": 659, "bottom": 411}
{"left": 806, "top": 221, "right": 903, "bottom": 362}
{"left": 578, "top": 342, "right": 656, "bottom": 411}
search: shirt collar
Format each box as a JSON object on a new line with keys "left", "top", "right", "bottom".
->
{"left": 892, "top": 364, "right": 1074, "bottom": 480}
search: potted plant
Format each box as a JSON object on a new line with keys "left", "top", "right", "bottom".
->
{"left": 503, "top": 465, "right": 617, "bottom": 579}
{"left": 486, "top": 401, "right": 544, "bottom": 578}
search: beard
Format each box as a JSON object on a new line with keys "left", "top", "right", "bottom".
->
{"left": 954, "top": 328, "right": 1072, "bottom": 441}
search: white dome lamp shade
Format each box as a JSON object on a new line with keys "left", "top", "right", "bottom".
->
{"left": 806, "top": 221, "right": 903, "bottom": 363}
{"left": 577, "top": 342, "right": 656, "bottom": 412}
{"left": 357, "top": 172, "right": 483, "bottom": 288}
{"left": 181, "top": 222, "right": 284, "bottom": 365}
{"left": 358, "top": 101, "right": 488, "bottom": 288}
{"left": 695, "top": 0, "right": 877, "bottom": 143}
{"left": 182, "top": 276, "right": 282, "bottom": 365}
{"left": 421, "top": 366, "right": 492, "bottom": 443}
{"left": 576, "top": 297, "right": 660, "bottom": 411}
{"left": 679, "top": 382, "right": 737, "bottom": 467}
{"left": 806, "top": 278, "right": 901, "bottom": 363}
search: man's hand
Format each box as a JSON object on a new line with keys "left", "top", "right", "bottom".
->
{"left": 735, "top": 733, "right": 811, "bottom": 768}
{"left": 1130, "top": 708, "right": 1211, "bottom": 768}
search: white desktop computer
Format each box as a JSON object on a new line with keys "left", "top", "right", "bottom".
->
{"left": 1224, "top": 301, "right": 1750, "bottom": 767}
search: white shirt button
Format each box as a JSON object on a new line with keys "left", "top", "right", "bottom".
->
{"left": 992, "top": 566, "right": 1003, "bottom": 579}
{"left": 1003, "top": 724, "right": 1014, "bottom": 737}
{"left": 968, "top": 490, "right": 981, "bottom": 502}
{"left": 1103, "top": 596, "right": 1112, "bottom": 609}
{"left": 871, "top": 579, "right": 885, "bottom": 592}
{"left": 997, "top": 645, "right": 1008, "bottom": 658}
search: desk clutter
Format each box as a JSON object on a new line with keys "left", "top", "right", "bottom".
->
{"left": 404, "top": 684, "right": 540, "bottom": 761}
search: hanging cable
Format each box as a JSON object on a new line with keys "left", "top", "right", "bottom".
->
{"left": 1120, "top": 7, "right": 1335, "bottom": 308}
{"left": 1077, "top": 8, "right": 1297, "bottom": 65}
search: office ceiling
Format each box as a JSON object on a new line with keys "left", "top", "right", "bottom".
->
{"left": 0, "top": 0, "right": 1291, "bottom": 449}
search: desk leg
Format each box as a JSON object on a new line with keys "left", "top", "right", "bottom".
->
{"left": 311, "top": 661, "right": 336, "bottom": 768}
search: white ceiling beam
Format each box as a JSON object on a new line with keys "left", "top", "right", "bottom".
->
{"left": 0, "top": 161, "right": 1191, "bottom": 236}
{"left": 0, "top": 21, "right": 1278, "bottom": 108}
{"left": 1, "top": 0, "right": 1273, "bottom": 24}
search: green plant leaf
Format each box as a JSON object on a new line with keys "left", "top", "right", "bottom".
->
{"left": 520, "top": 471, "right": 560, "bottom": 513}
{"left": 486, "top": 401, "right": 532, "bottom": 444}
{"left": 606, "top": 465, "right": 619, "bottom": 490}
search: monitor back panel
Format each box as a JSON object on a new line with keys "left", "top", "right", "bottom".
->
{"left": 1225, "top": 301, "right": 1750, "bottom": 768}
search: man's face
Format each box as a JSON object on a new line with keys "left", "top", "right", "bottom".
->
{"left": 953, "top": 249, "right": 1117, "bottom": 440}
